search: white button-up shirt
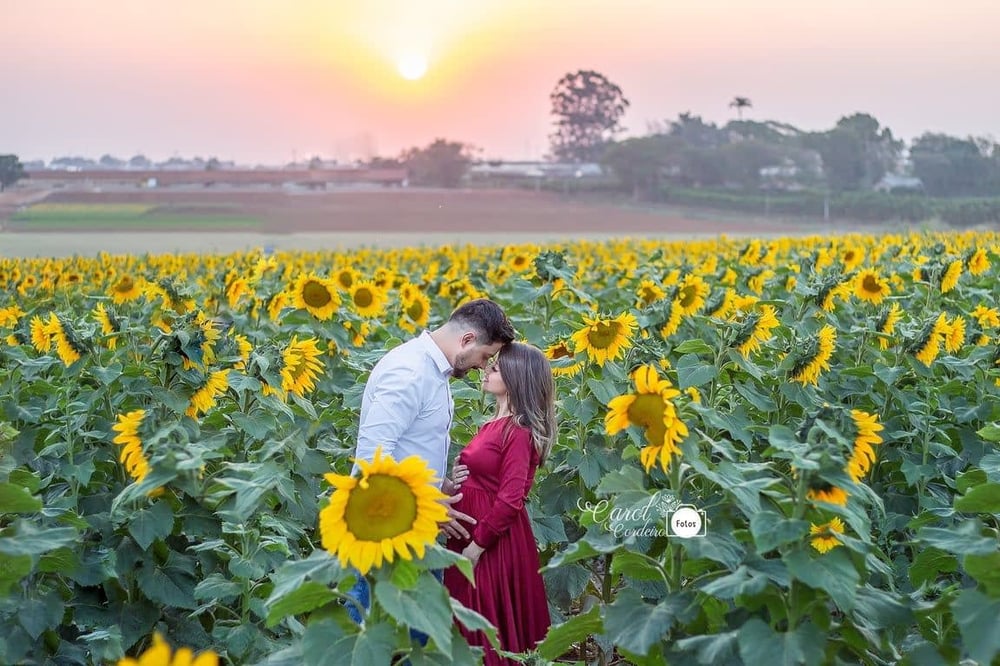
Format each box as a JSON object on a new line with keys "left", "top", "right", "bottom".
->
{"left": 354, "top": 331, "right": 454, "bottom": 487}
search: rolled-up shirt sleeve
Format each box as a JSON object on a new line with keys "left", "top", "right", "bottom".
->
{"left": 472, "top": 428, "right": 534, "bottom": 549}
{"left": 355, "top": 365, "right": 421, "bottom": 469}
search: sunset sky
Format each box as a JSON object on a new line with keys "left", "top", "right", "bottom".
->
{"left": 3, "top": 0, "right": 999, "bottom": 165}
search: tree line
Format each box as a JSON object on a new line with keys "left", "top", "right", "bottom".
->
{"left": 5, "top": 69, "right": 997, "bottom": 201}
{"left": 399, "top": 69, "right": 999, "bottom": 202}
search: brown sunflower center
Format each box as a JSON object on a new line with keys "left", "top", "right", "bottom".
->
{"left": 679, "top": 285, "right": 698, "bottom": 308}
{"left": 302, "top": 280, "right": 332, "bottom": 308}
{"left": 861, "top": 274, "right": 881, "bottom": 293}
{"left": 115, "top": 276, "right": 134, "bottom": 292}
{"left": 587, "top": 321, "right": 620, "bottom": 350}
{"left": 337, "top": 272, "right": 354, "bottom": 289}
{"left": 353, "top": 288, "right": 374, "bottom": 308}
{"left": 406, "top": 300, "right": 424, "bottom": 320}
{"left": 549, "top": 343, "right": 571, "bottom": 359}
{"left": 627, "top": 394, "right": 667, "bottom": 446}
{"left": 344, "top": 475, "right": 418, "bottom": 541}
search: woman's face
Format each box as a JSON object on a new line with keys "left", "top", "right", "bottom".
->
{"left": 481, "top": 357, "right": 508, "bottom": 398}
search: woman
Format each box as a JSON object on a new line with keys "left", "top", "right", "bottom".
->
{"left": 444, "top": 342, "right": 556, "bottom": 664}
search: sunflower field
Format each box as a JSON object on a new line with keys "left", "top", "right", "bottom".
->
{"left": 2, "top": 231, "right": 1000, "bottom": 665}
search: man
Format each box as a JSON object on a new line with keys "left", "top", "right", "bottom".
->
{"left": 347, "top": 298, "right": 516, "bottom": 621}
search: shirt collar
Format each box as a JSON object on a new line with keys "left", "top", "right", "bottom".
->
{"left": 419, "top": 330, "right": 453, "bottom": 376}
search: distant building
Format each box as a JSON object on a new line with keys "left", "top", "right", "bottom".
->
{"left": 874, "top": 173, "right": 924, "bottom": 193}
{"left": 466, "top": 161, "right": 604, "bottom": 186}
{"left": 25, "top": 167, "right": 408, "bottom": 189}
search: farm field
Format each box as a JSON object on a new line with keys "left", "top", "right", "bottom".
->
{"left": 0, "top": 187, "right": 883, "bottom": 258}
{"left": 2, "top": 228, "right": 1000, "bottom": 664}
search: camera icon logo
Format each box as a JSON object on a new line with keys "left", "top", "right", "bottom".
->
{"left": 666, "top": 504, "right": 707, "bottom": 538}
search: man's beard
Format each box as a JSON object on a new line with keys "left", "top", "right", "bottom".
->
{"left": 451, "top": 352, "right": 474, "bottom": 379}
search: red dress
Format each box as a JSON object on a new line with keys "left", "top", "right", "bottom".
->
{"left": 444, "top": 417, "right": 550, "bottom": 665}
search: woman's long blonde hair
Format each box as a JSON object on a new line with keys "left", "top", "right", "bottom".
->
{"left": 497, "top": 342, "right": 557, "bottom": 464}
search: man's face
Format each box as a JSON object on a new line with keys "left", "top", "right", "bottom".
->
{"left": 452, "top": 334, "right": 503, "bottom": 379}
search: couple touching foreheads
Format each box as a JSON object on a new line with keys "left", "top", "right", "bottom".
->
{"left": 349, "top": 298, "right": 554, "bottom": 665}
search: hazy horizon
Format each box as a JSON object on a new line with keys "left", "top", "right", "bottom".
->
{"left": 4, "top": 0, "right": 999, "bottom": 165}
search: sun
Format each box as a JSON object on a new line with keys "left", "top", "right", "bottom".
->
{"left": 396, "top": 53, "right": 428, "bottom": 81}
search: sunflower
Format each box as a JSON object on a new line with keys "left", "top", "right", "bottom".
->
{"left": 292, "top": 273, "right": 341, "bottom": 321}
{"left": 181, "top": 313, "right": 221, "bottom": 370}
{"left": 853, "top": 268, "right": 891, "bottom": 305}
{"left": 821, "top": 283, "right": 851, "bottom": 313}
{"left": 571, "top": 312, "right": 637, "bottom": 366}
{"left": 731, "top": 305, "right": 780, "bottom": 358}
{"left": 93, "top": 302, "right": 120, "bottom": 350}
{"left": 790, "top": 325, "right": 836, "bottom": 386}
{"left": 319, "top": 446, "right": 449, "bottom": 574}
{"left": 544, "top": 340, "right": 582, "bottom": 377}
{"left": 875, "top": 303, "right": 902, "bottom": 351}
{"left": 636, "top": 279, "right": 666, "bottom": 308}
{"left": 675, "top": 274, "right": 710, "bottom": 315}
{"left": 30, "top": 315, "right": 53, "bottom": 353}
{"left": 847, "top": 409, "right": 884, "bottom": 483}
{"left": 48, "top": 312, "right": 84, "bottom": 366}
{"left": 506, "top": 250, "right": 533, "bottom": 274}
{"left": 967, "top": 248, "right": 990, "bottom": 276}
{"left": 348, "top": 280, "right": 387, "bottom": 318}
{"left": 110, "top": 274, "right": 143, "bottom": 304}
{"left": 185, "top": 370, "right": 230, "bottom": 418}
{"left": 266, "top": 290, "right": 291, "bottom": 322}
{"left": 117, "top": 632, "right": 218, "bottom": 666}
{"left": 746, "top": 269, "right": 774, "bottom": 296}
{"left": 233, "top": 334, "right": 252, "bottom": 371}
{"left": 940, "top": 259, "right": 962, "bottom": 293}
{"left": 399, "top": 291, "right": 431, "bottom": 333}
{"left": 225, "top": 274, "right": 252, "bottom": 309}
{"left": 702, "top": 288, "right": 734, "bottom": 319}
{"left": 809, "top": 517, "right": 845, "bottom": 554}
{"left": 972, "top": 305, "right": 1000, "bottom": 329}
{"left": 807, "top": 484, "right": 848, "bottom": 507}
{"left": 333, "top": 267, "right": 360, "bottom": 291}
{"left": 606, "top": 365, "right": 688, "bottom": 473}
{"left": 343, "top": 320, "right": 373, "bottom": 347}
{"left": 112, "top": 409, "right": 152, "bottom": 485}
{"left": 280, "top": 336, "right": 325, "bottom": 398}
{"left": 0, "top": 305, "right": 24, "bottom": 327}
{"left": 944, "top": 315, "right": 966, "bottom": 354}
{"left": 841, "top": 245, "right": 865, "bottom": 272}
{"left": 910, "top": 313, "right": 948, "bottom": 366}
{"left": 658, "top": 300, "right": 684, "bottom": 339}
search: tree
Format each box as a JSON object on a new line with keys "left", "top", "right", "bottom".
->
{"left": 910, "top": 133, "right": 996, "bottom": 196}
{"left": 805, "top": 113, "right": 901, "bottom": 191}
{"left": 602, "top": 135, "right": 682, "bottom": 200}
{"left": 549, "top": 69, "right": 629, "bottom": 163}
{"left": 0, "top": 154, "right": 27, "bottom": 192}
{"left": 669, "top": 112, "right": 725, "bottom": 149}
{"left": 401, "top": 139, "right": 476, "bottom": 188}
{"left": 729, "top": 96, "right": 752, "bottom": 120}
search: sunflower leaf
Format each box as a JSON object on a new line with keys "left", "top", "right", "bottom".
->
{"left": 536, "top": 605, "right": 603, "bottom": 661}
{"left": 0, "top": 481, "right": 42, "bottom": 513}
{"left": 373, "top": 572, "right": 452, "bottom": 654}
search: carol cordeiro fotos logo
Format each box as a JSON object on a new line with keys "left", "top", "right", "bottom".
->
{"left": 577, "top": 492, "right": 707, "bottom": 539}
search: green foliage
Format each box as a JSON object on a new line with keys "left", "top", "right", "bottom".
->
{"left": 0, "top": 154, "right": 27, "bottom": 191}
{"left": 401, "top": 139, "right": 476, "bottom": 188}
{"left": 2, "top": 232, "right": 1000, "bottom": 663}
{"left": 549, "top": 69, "right": 630, "bottom": 162}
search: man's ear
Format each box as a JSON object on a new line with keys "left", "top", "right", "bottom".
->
{"left": 461, "top": 331, "right": 477, "bottom": 347}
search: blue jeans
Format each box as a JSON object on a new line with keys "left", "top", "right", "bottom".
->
{"left": 345, "top": 570, "right": 442, "bottom": 646}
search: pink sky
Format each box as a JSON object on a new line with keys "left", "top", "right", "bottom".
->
{"left": 3, "top": 0, "right": 998, "bottom": 165}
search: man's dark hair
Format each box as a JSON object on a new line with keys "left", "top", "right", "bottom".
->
{"left": 449, "top": 298, "right": 516, "bottom": 345}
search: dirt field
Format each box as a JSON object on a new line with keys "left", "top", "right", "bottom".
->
{"left": 1, "top": 187, "right": 859, "bottom": 258}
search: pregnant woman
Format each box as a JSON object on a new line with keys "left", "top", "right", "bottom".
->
{"left": 444, "top": 341, "right": 556, "bottom": 665}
